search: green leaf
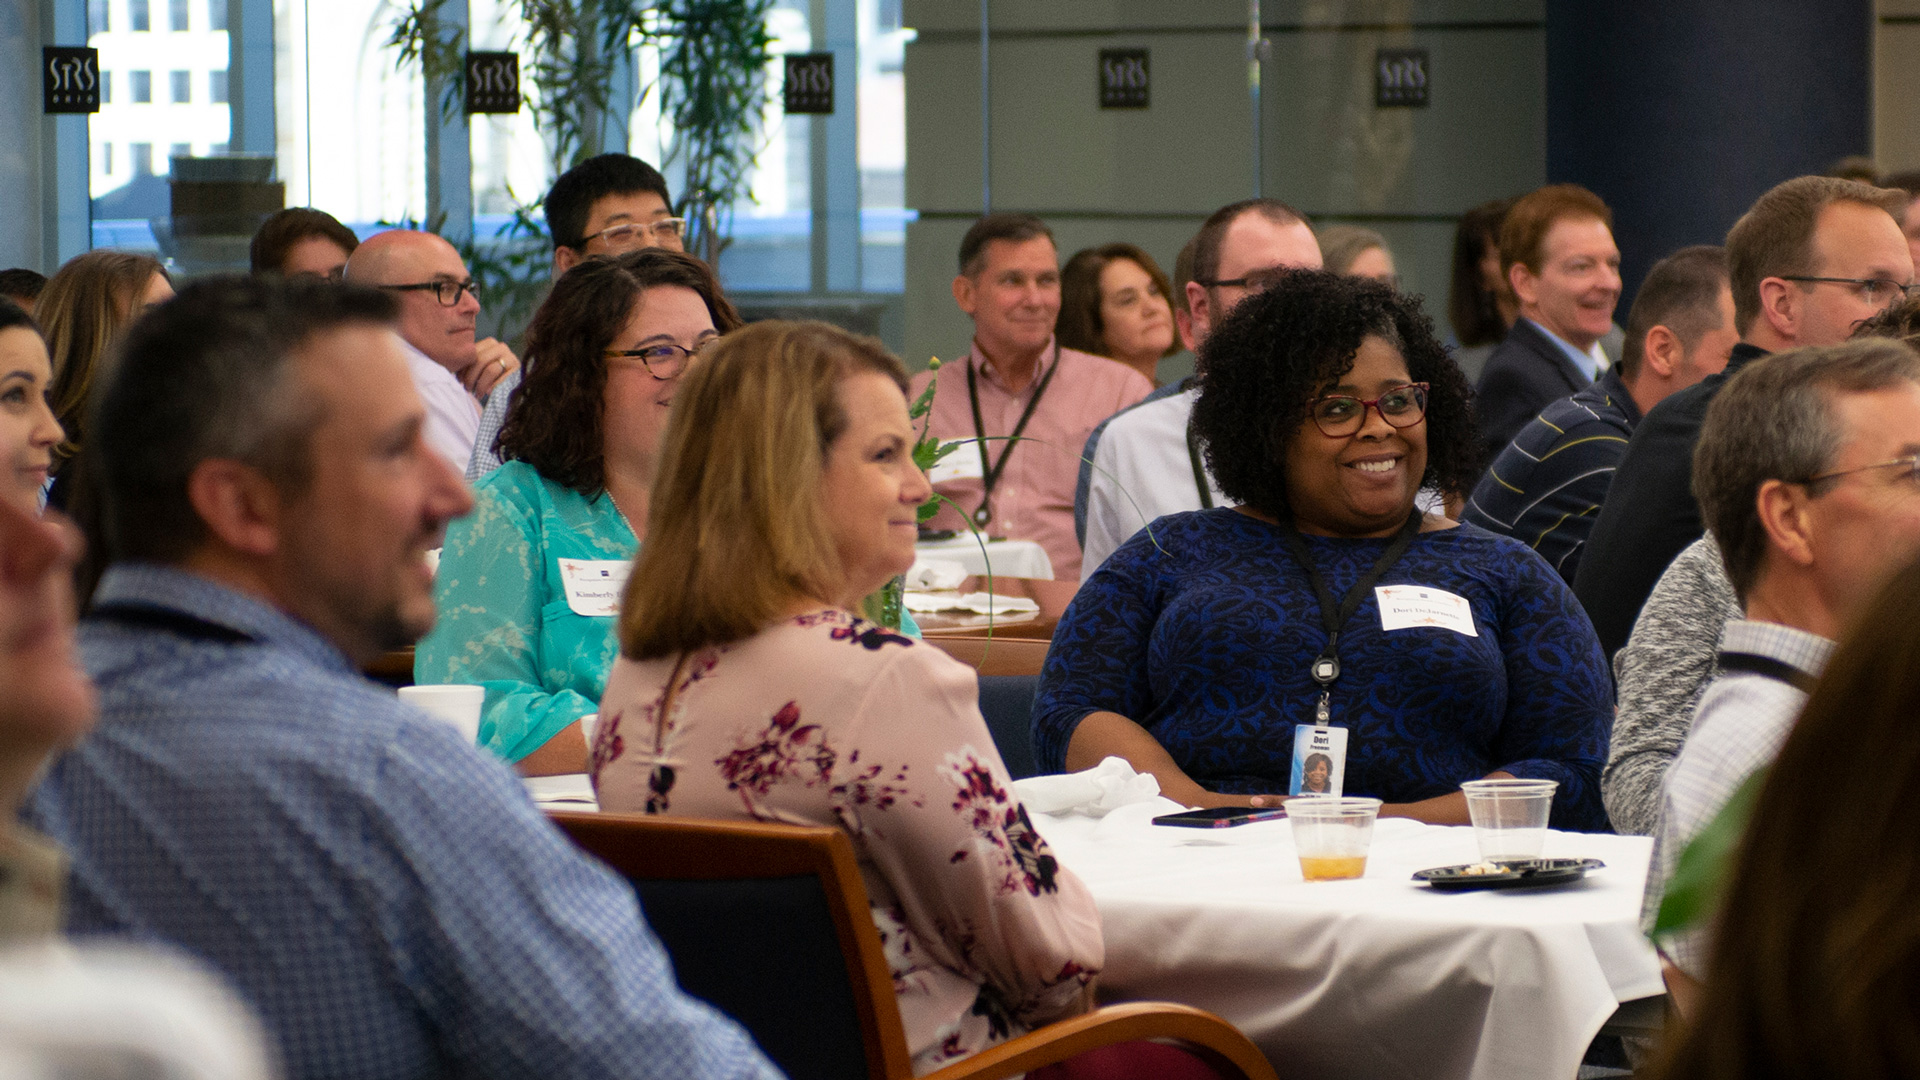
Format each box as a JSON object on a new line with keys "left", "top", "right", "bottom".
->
{"left": 1652, "top": 768, "right": 1768, "bottom": 938}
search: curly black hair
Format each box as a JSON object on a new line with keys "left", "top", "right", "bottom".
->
{"left": 1190, "top": 268, "right": 1479, "bottom": 521}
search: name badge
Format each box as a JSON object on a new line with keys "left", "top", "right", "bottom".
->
{"left": 1374, "top": 584, "right": 1477, "bottom": 637}
{"left": 1291, "top": 724, "right": 1349, "bottom": 797}
{"left": 927, "top": 438, "right": 987, "bottom": 484}
{"left": 557, "top": 558, "right": 631, "bottom": 617}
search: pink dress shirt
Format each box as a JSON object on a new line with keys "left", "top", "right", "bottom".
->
{"left": 593, "top": 610, "right": 1103, "bottom": 1075}
{"left": 911, "top": 339, "right": 1152, "bottom": 580}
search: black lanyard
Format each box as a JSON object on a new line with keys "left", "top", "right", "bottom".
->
{"left": 1185, "top": 413, "right": 1214, "bottom": 510}
{"left": 1275, "top": 510, "right": 1423, "bottom": 725}
{"left": 966, "top": 343, "right": 1062, "bottom": 527}
{"left": 1716, "top": 651, "right": 1818, "bottom": 694}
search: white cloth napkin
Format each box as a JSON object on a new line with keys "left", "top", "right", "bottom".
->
{"left": 1012, "top": 757, "right": 1162, "bottom": 817}
{"left": 901, "top": 591, "right": 1042, "bottom": 616}
{"left": 905, "top": 558, "right": 969, "bottom": 592}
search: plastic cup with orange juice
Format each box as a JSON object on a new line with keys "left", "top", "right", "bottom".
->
{"left": 1287, "top": 796, "right": 1383, "bottom": 881}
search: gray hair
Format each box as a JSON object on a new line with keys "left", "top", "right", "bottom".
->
{"left": 91, "top": 275, "right": 397, "bottom": 565}
{"left": 1317, "top": 225, "right": 1390, "bottom": 277}
{"left": 1694, "top": 338, "right": 1920, "bottom": 601}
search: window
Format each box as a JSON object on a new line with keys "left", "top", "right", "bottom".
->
{"left": 88, "top": 0, "right": 109, "bottom": 32}
{"left": 100, "top": 70, "right": 111, "bottom": 103}
{"left": 209, "top": 69, "right": 228, "bottom": 104}
{"left": 170, "top": 142, "right": 191, "bottom": 169}
{"left": 170, "top": 0, "right": 188, "bottom": 30}
{"left": 170, "top": 70, "right": 190, "bottom": 103}
{"left": 131, "top": 0, "right": 149, "bottom": 31}
{"left": 208, "top": 0, "right": 225, "bottom": 31}
{"left": 102, "top": 142, "right": 114, "bottom": 172}
{"left": 131, "top": 143, "right": 152, "bottom": 174}
{"left": 130, "top": 70, "right": 151, "bottom": 102}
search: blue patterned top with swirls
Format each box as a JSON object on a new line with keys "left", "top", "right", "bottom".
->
{"left": 1033, "top": 509, "right": 1612, "bottom": 831}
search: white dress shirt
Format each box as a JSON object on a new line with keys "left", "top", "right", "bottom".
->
{"left": 399, "top": 339, "right": 481, "bottom": 475}
{"left": 1079, "top": 387, "right": 1229, "bottom": 581}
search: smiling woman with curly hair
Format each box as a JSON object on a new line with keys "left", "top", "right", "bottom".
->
{"left": 1033, "top": 269, "right": 1613, "bottom": 829}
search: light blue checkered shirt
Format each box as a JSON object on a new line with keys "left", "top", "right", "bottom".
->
{"left": 467, "top": 367, "right": 519, "bottom": 480}
{"left": 25, "top": 564, "right": 781, "bottom": 1080}
{"left": 1641, "top": 618, "right": 1834, "bottom": 976}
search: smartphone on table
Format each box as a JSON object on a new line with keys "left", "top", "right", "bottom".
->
{"left": 1151, "top": 806, "right": 1289, "bottom": 829}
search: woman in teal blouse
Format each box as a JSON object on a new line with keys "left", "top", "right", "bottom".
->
{"left": 417, "top": 250, "right": 740, "bottom": 764}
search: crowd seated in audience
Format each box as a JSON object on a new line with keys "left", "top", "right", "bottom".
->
{"left": 1057, "top": 242, "right": 1180, "bottom": 386}
{"left": 1474, "top": 184, "right": 1624, "bottom": 466}
{"left": 1034, "top": 269, "right": 1612, "bottom": 829}
{"left": 594, "top": 319, "right": 1108, "bottom": 1075}
{"left": 1643, "top": 549, "right": 1920, "bottom": 1080}
{"left": 1317, "top": 224, "right": 1397, "bottom": 284}
{"left": 1575, "top": 174, "right": 1914, "bottom": 659}
{"left": 344, "top": 229, "right": 521, "bottom": 474}
{"left": 0, "top": 302, "right": 62, "bottom": 514}
{"left": 25, "top": 277, "right": 779, "bottom": 1080}
{"left": 916, "top": 213, "right": 1153, "bottom": 581}
{"left": 471, "top": 153, "right": 686, "bottom": 481}
{"left": 1640, "top": 338, "right": 1920, "bottom": 1012}
{"left": 1447, "top": 196, "right": 1518, "bottom": 384}
{"left": 249, "top": 207, "right": 360, "bottom": 281}
{"left": 1077, "top": 199, "right": 1323, "bottom": 580}
{"left": 1465, "top": 245, "right": 1736, "bottom": 580}
{"left": 37, "top": 250, "right": 172, "bottom": 509}
{"left": 417, "top": 250, "right": 739, "bottom": 769}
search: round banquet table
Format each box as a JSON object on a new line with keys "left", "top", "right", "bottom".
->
{"left": 913, "top": 535, "right": 1055, "bottom": 581}
{"left": 1025, "top": 799, "right": 1663, "bottom": 1080}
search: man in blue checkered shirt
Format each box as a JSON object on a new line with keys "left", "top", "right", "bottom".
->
{"left": 25, "top": 277, "right": 780, "bottom": 1080}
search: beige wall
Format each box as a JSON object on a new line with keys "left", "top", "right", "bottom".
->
{"left": 1876, "top": 0, "right": 1920, "bottom": 173}
{"left": 901, "top": 0, "right": 1547, "bottom": 370}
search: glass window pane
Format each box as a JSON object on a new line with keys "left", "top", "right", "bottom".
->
{"left": 131, "top": 70, "right": 150, "bottom": 101}
{"left": 706, "top": 0, "right": 810, "bottom": 293}
{"left": 207, "top": 0, "right": 227, "bottom": 32}
{"left": 858, "top": 0, "right": 910, "bottom": 293}
{"left": 209, "top": 69, "right": 228, "bottom": 104}
{"left": 90, "top": 7, "right": 230, "bottom": 249}
{"left": 131, "top": 0, "right": 149, "bottom": 32}
{"left": 170, "top": 0, "right": 189, "bottom": 31}
{"left": 88, "top": 0, "right": 109, "bottom": 32}
{"left": 170, "top": 70, "right": 191, "bottom": 103}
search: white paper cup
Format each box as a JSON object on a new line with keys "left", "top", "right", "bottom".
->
{"left": 1287, "top": 796, "right": 1383, "bottom": 880}
{"left": 1461, "top": 778, "right": 1558, "bottom": 861}
{"left": 398, "top": 684, "right": 485, "bottom": 743}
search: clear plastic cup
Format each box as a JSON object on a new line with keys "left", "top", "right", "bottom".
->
{"left": 1287, "top": 796, "right": 1383, "bottom": 881}
{"left": 398, "top": 684, "right": 485, "bottom": 743}
{"left": 1461, "top": 779, "right": 1558, "bottom": 862}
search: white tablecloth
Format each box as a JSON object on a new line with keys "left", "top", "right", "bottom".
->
{"left": 913, "top": 536, "right": 1054, "bottom": 580}
{"left": 1034, "top": 801, "right": 1662, "bottom": 1080}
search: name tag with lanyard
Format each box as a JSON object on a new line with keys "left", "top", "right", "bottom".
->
{"left": 1276, "top": 510, "right": 1423, "bottom": 797}
{"left": 967, "top": 345, "right": 1062, "bottom": 529}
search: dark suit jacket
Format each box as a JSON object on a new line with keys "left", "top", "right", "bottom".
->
{"left": 1473, "top": 319, "right": 1594, "bottom": 466}
{"left": 1571, "top": 342, "right": 1770, "bottom": 660}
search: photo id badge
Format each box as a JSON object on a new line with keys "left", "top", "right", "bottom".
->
{"left": 1290, "top": 725, "right": 1349, "bottom": 797}
{"left": 557, "top": 558, "right": 631, "bottom": 617}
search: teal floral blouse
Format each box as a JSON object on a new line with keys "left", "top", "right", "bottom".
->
{"left": 416, "top": 462, "right": 636, "bottom": 761}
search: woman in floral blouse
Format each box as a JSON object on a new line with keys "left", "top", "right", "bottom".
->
{"left": 593, "top": 320, "right": 1104, "bottom": 1075}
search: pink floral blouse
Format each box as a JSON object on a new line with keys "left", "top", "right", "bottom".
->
{"left": 593, "top": 610, "right": 1104, "bottom": 1074}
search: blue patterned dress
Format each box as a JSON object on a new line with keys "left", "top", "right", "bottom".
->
{"left": 1033, "top": 508, "right": 1612, "bottom": 831}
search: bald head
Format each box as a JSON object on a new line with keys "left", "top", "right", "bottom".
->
{"left": 343, "top": 229, "right": 479, "bottom": 374}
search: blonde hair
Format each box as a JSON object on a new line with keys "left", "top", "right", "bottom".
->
{"left": 40, "top": 250, "right": 168, "bottom": 462}
{"left": 619, "top": 319, "right": 910, "bottom": 659}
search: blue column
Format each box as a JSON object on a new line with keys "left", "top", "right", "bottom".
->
{"left": 810, "top": 0, "right": 859, "bottom": 292}
{"left": 226, "top": 0, "right": 273, "bottom": 157}
{"left": 1547, "top": 0, "right": 1873, "bottom": 306}
{"left": 424, "top": 0, "right": 471, "bottom": 245}
{"left": 41, "top": 0, "right": 90, "bottom": 265}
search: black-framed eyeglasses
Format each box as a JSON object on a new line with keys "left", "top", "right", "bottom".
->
{"left": 1309, "top": 382, "right": 1430, "bottom": 437}
{"left": 380, "top": 278, "right": 478, "bottom": 306}
{"left": 1801, "top": 454, "right": 1920, "bottom": 492}
{"left": 1194, "top": 266, "right": 1296, "bottom": 293}
{"left": 1779, "top": 276, "right": 1918, "bottom": 306}
{"left": 604, "top": 340, "right": 710, "bottom": 380}
{"left": 586, "top": 218, "right": 688, "bottom": 248}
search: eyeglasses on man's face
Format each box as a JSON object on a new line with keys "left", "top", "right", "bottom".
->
{"left": 380, "top": 278, "right": 478, "bottom": 306}
{"left": 1195, "top": 266, "right": 1297, "bottom": 294}
{"left": 604, "top": 340, "right": 711, "bottom": 381}
{"left": 1802, "top": 453, "right": 1920, "bottom": 493}
{"left": 1780, "top": 276, "right": 1919, "bottom": 308}
{"left": 586, "top": 218, "right": 688, "bottom": 250}
{"left": 1309, "top": 382, "right": 1430, "bottom": 438}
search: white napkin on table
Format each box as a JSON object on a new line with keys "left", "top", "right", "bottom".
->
{"left": 902, "top": 591, "right": 1042, "bottom": 616}
{"left": 905, "top": 558, "right": 969, "bottom": 591}
{"left": 1013, "top": 756, "right": 1162, "bottom": 817}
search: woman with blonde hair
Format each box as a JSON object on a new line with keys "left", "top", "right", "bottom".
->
{"left": 37, "top": 250, "right": 172, "bottom": 507}
{"left": 592, "top": 320, "right": 1115, "bottom": 1075}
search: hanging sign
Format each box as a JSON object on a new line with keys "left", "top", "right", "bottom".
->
{"left": 1099, "top": 48, "right": 1149, "bottom": 109}
{"left": 784, "top": 52, "right": 834, "bottom": 114}
{"left": 1375, "top": 48, "right": 1430, "bottom": 108}
{"left": 43, "top": 47, "right": 100, "bottom": 114}
{"left": 465, "top": 51, "right": 521, "bottom": 114}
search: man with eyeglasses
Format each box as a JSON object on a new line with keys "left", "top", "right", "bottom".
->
{"left": 1077, "top": 199, "right": 1321, "bottom": 580}
{"left": 468, "top": 154, "right": 686, "bottom": 480}
{"left": 1573, "top": 175, "right": 1915, "bottom": 663}
{"left": 1639, "top": 338, "right": 1920, "bottom": 1016}
{"left": 344, "top": 229, "right": 519, "bottom": 473}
